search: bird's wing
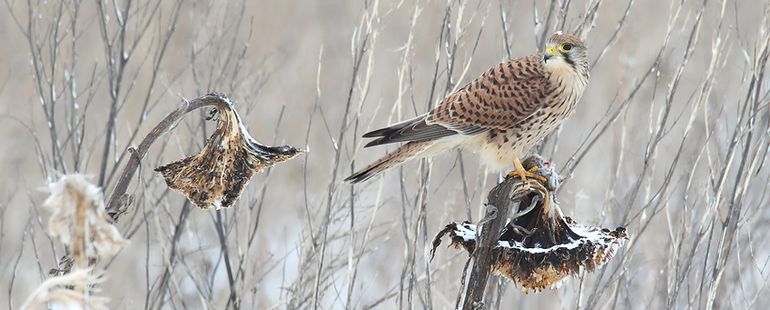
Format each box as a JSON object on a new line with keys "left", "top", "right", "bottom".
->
{"left": 363, "top": 54, "right": 547, "bottom": 147}
{"left": 362, "top": 114, "right": 463, "bottom": 147}
{"left": 427, "top": 54, "right": 549, "bottom": 133}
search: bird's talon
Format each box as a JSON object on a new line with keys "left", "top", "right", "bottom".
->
{"left": 506, "top": 169, "right": 547, "bottom": 184}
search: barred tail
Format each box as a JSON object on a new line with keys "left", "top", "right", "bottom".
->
{"left": 345, "top": 140, "right": 434, "bottom": 183}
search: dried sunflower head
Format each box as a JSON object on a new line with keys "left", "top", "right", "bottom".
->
{"left": 155, "top": 94, "right": 302, "bottom": 210}
{"left": 431, "top": 155, "right": 628, "bottom": 292}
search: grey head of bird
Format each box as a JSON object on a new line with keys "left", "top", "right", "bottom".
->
{"left": 542, "top": 32, "right": 590, "bottom": 79}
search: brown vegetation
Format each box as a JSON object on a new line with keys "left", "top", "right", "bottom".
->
{"left": 1, "top": 0, "right": 769, "bottom": 309}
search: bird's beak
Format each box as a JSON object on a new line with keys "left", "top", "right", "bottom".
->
{"left": 544, "top": 46, "right": 557, "bottom": 63}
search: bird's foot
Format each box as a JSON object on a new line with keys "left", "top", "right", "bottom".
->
{"left": 506, "top": 165, "right": 548, "bottom": 184}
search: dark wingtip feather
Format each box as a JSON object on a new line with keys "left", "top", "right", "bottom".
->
{"left": 362, "top": 127, "right": 390, "bottom": 138}
{"left": 364, "top": 137, "right": 390, "bottom": 148}
{"left": 362, "top": 114, "right": 426, "bottom": 139}
{"left": 360, "top": 115, "right": 461, "bottom": 148}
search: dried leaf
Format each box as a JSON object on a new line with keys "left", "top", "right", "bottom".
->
{"left": 155, "top": 94, "right": 302, "bottom": 209}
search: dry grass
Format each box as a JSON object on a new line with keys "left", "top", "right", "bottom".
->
{"left": 1, "top": 0, "right": 770, "bottom": 309}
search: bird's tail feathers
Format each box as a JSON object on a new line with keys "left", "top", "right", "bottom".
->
{"left": 345, "top": 140, "right": 434, "bottom": 183}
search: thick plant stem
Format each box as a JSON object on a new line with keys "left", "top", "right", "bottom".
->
{"left": 461, "top": 180, "right": 514, "bottom": 309}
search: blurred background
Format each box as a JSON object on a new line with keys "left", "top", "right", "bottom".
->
{"left": 1, "top": 0, "right": 769, "bottom": 309}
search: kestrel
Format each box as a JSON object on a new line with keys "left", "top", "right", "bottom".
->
{"left": 345, "top": 32, "right": 590, "bottom": 184}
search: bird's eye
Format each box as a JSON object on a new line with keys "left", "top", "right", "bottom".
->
{"left": 559, "top": 43, "right": 573, "bottom": 52}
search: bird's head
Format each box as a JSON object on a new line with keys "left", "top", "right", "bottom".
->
{"left": 543, "top": 32, "right": 589, "bottom": 77}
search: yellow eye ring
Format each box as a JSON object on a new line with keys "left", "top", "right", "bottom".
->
{"left": 559, "top": 43, "right": 574, "bottom": 52}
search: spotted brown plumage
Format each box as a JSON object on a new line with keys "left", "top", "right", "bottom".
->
{"left": 345, "top": 32, "right": 590, "bottom": 184}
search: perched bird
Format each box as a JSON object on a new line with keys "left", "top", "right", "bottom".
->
{"left": 345, "top": 32, "right": 590, "bottom": 184}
